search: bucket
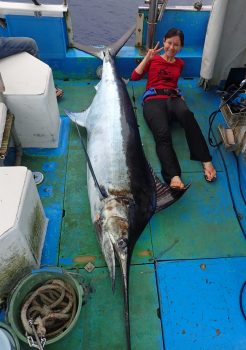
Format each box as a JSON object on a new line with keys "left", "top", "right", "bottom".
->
{"left": 0, "top": 322, "right": 20, "bottom": 350}
{"left": 6, "top": 268, "right": 83, "bottom": 346}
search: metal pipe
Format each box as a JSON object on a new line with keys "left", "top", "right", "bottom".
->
{"left": 146, "top": 0, "right": 159, "bottom": 49}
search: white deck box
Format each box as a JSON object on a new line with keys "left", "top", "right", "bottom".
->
{"left": 0, "top": 166, "right": 48, "bottom": 297}
{"left": 0, "top": 52, "right": 60, "bottom": 148}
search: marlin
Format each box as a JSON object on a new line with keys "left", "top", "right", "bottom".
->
{"left": 66, "top": 27, "right": 189, "bottom": 350}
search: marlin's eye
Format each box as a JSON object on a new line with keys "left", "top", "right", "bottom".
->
{"left": 118, "top": 238, "right": 128, "bottom": 249}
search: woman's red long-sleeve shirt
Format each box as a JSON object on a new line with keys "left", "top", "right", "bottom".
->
{"left": 131, "top": 55, "right": 184, "bottom": 101}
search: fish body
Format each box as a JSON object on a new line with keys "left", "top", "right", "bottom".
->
{"left": 87, "top": 51, "right": 156, "bottom": 253}
{"left": 66, "top": 29, "right": 188, "bottom": 349}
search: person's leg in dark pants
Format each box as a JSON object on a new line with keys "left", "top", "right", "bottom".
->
{"left": 0, "top": 37, "right": 39, "bottom": 59}
{"left": 143, "top": 99, "right": 182, "bottom": 185}
{"left": 168, "top": 97, "right": 216, "bottom": 181}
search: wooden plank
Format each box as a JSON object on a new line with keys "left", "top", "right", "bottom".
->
{"left": 0, "top": 113, "right": 13, "bottom": 158}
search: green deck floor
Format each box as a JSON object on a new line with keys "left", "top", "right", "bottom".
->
{"left": 20, "top": 78, "right": 246, "bottom": 349}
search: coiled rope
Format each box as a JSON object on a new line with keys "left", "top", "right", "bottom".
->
{"left": 21, "top": 279, "right": 77, "bottom": 339}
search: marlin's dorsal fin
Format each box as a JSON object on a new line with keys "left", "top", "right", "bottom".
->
{"left": 71, "top": 43, "right": 105, "bottom": 60}
{"left": 64, "top": 108, "right": 90, "bottom": 128}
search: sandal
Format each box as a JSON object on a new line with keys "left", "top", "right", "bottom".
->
{"left": 55, "top": 86, "right": 64, "bottom": 99}
{"left": 170, "top": 176, "right": 185, "bottom": 191}
{"left": 203, "top": 161, "right": 216, "bottom": 182}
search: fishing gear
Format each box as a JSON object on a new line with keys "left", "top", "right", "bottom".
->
{"left": 208, "top": 78, "right": 246, "bottom": 148}
{"left": 209, "top": 114, "right": 246, "bottom": 240}
{"left": 26, "top": 319, "right": 46, "bottom": 349}
{"left": 131, "top": 84, "right": 137, "bottom": 116}
{"left": 194, "top": 1, "right": 203, "bottom": 11}
{"left": 207, "top": 77, "right": 246, "bottom": 241}
{"left": 31, "top": 0, "right": 41, "bottom": 5}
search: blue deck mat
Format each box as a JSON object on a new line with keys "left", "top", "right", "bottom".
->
{"left": 157, "top": 257, "right": 246, "bottom": 350}
{"left": 22, "top": 116, "right": 71, "bottom": 266}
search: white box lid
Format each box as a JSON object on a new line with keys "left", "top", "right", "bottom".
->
{"left": 0, "top": 52, "right": 50, "bottom": 95}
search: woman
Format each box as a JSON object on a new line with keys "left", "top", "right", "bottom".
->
{"left": 131, "top": 28, "right": 216, "bottom": 189}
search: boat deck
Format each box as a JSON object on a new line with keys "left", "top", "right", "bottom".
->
{"left": 11, "top": 78, "right": 246, "bottom": 349}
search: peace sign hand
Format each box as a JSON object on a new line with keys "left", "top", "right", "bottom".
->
{"left": 134, "top": 41, "right": 164, "bottom": 75}
{"left": 146, "top": 42, "right": 163, "bottom": 60}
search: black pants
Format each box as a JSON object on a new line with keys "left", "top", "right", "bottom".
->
{"left": 143, "top": 97, "right": 212, "bottom": 183}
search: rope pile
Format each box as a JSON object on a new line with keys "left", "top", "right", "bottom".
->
{"left": 21, "top": 279, "right": 77, "bottom": 339}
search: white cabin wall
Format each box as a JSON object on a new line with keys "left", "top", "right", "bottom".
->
{"left": 211, "top": 0, "right": 246, "bottom": 85}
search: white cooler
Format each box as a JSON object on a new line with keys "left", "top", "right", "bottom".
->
{"left": 0, "top": 52, "right": 60, "bottom": 148}
{"left": 0, "top": 166, "right": 48, "bottom": 297}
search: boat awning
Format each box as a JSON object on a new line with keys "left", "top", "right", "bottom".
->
{"left": 0, "top": 1, "right": 68, "bottom": 18}
{"left": 200, "top": 0, "right": 246, "bottom": 86}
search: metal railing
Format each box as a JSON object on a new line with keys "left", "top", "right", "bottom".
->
{"left": 145, "top": 0, "right": 168, "bottom": 49}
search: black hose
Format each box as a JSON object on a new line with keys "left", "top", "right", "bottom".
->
{"left": 233, "top": 152, "right": 246, "bottom": 206}
{"left": 239, "top": 281, "right": 246, "bottom": 321}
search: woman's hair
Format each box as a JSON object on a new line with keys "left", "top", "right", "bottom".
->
{"left": 164, "top": 28, "right": 184, "bottom": 47}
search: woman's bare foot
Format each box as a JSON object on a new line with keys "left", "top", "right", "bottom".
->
{"left": 170, "top": 176, "right": 185, "bottom": 190}
{"left": 203, "top": 161, "right": 216, "bottom": 182}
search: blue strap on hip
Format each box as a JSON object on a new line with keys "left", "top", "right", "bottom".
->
{"left": 142, "top": 88, "right": 157, "bottom": 103}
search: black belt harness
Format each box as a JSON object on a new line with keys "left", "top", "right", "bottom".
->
{"left": 142, "top": 87, "right": 181, "bottom": 102}
{"left": 155, "top": 88, "right": 179, "bottom": 96}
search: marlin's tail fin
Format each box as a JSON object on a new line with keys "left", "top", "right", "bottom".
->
{"left": 154, "top": 174, "right": 190, "bottom": 213}
{"left": 72, "top": 25, "right": 136, "bottom": 60}
{"left": 108, "top": 25, "right": 136, "bottom": 57}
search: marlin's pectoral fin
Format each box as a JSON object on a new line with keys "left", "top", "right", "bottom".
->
{"left": 154, "top": 173, "right": 190, "bottom": 213}
{"left": 94, "top": 81, "right": 102, "bottom": 91}
{"left": 64, "top": 108, "right": 90, "bottom": 127}
{"left": 121, "top": 78, "right": 129, "bottom": 85}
